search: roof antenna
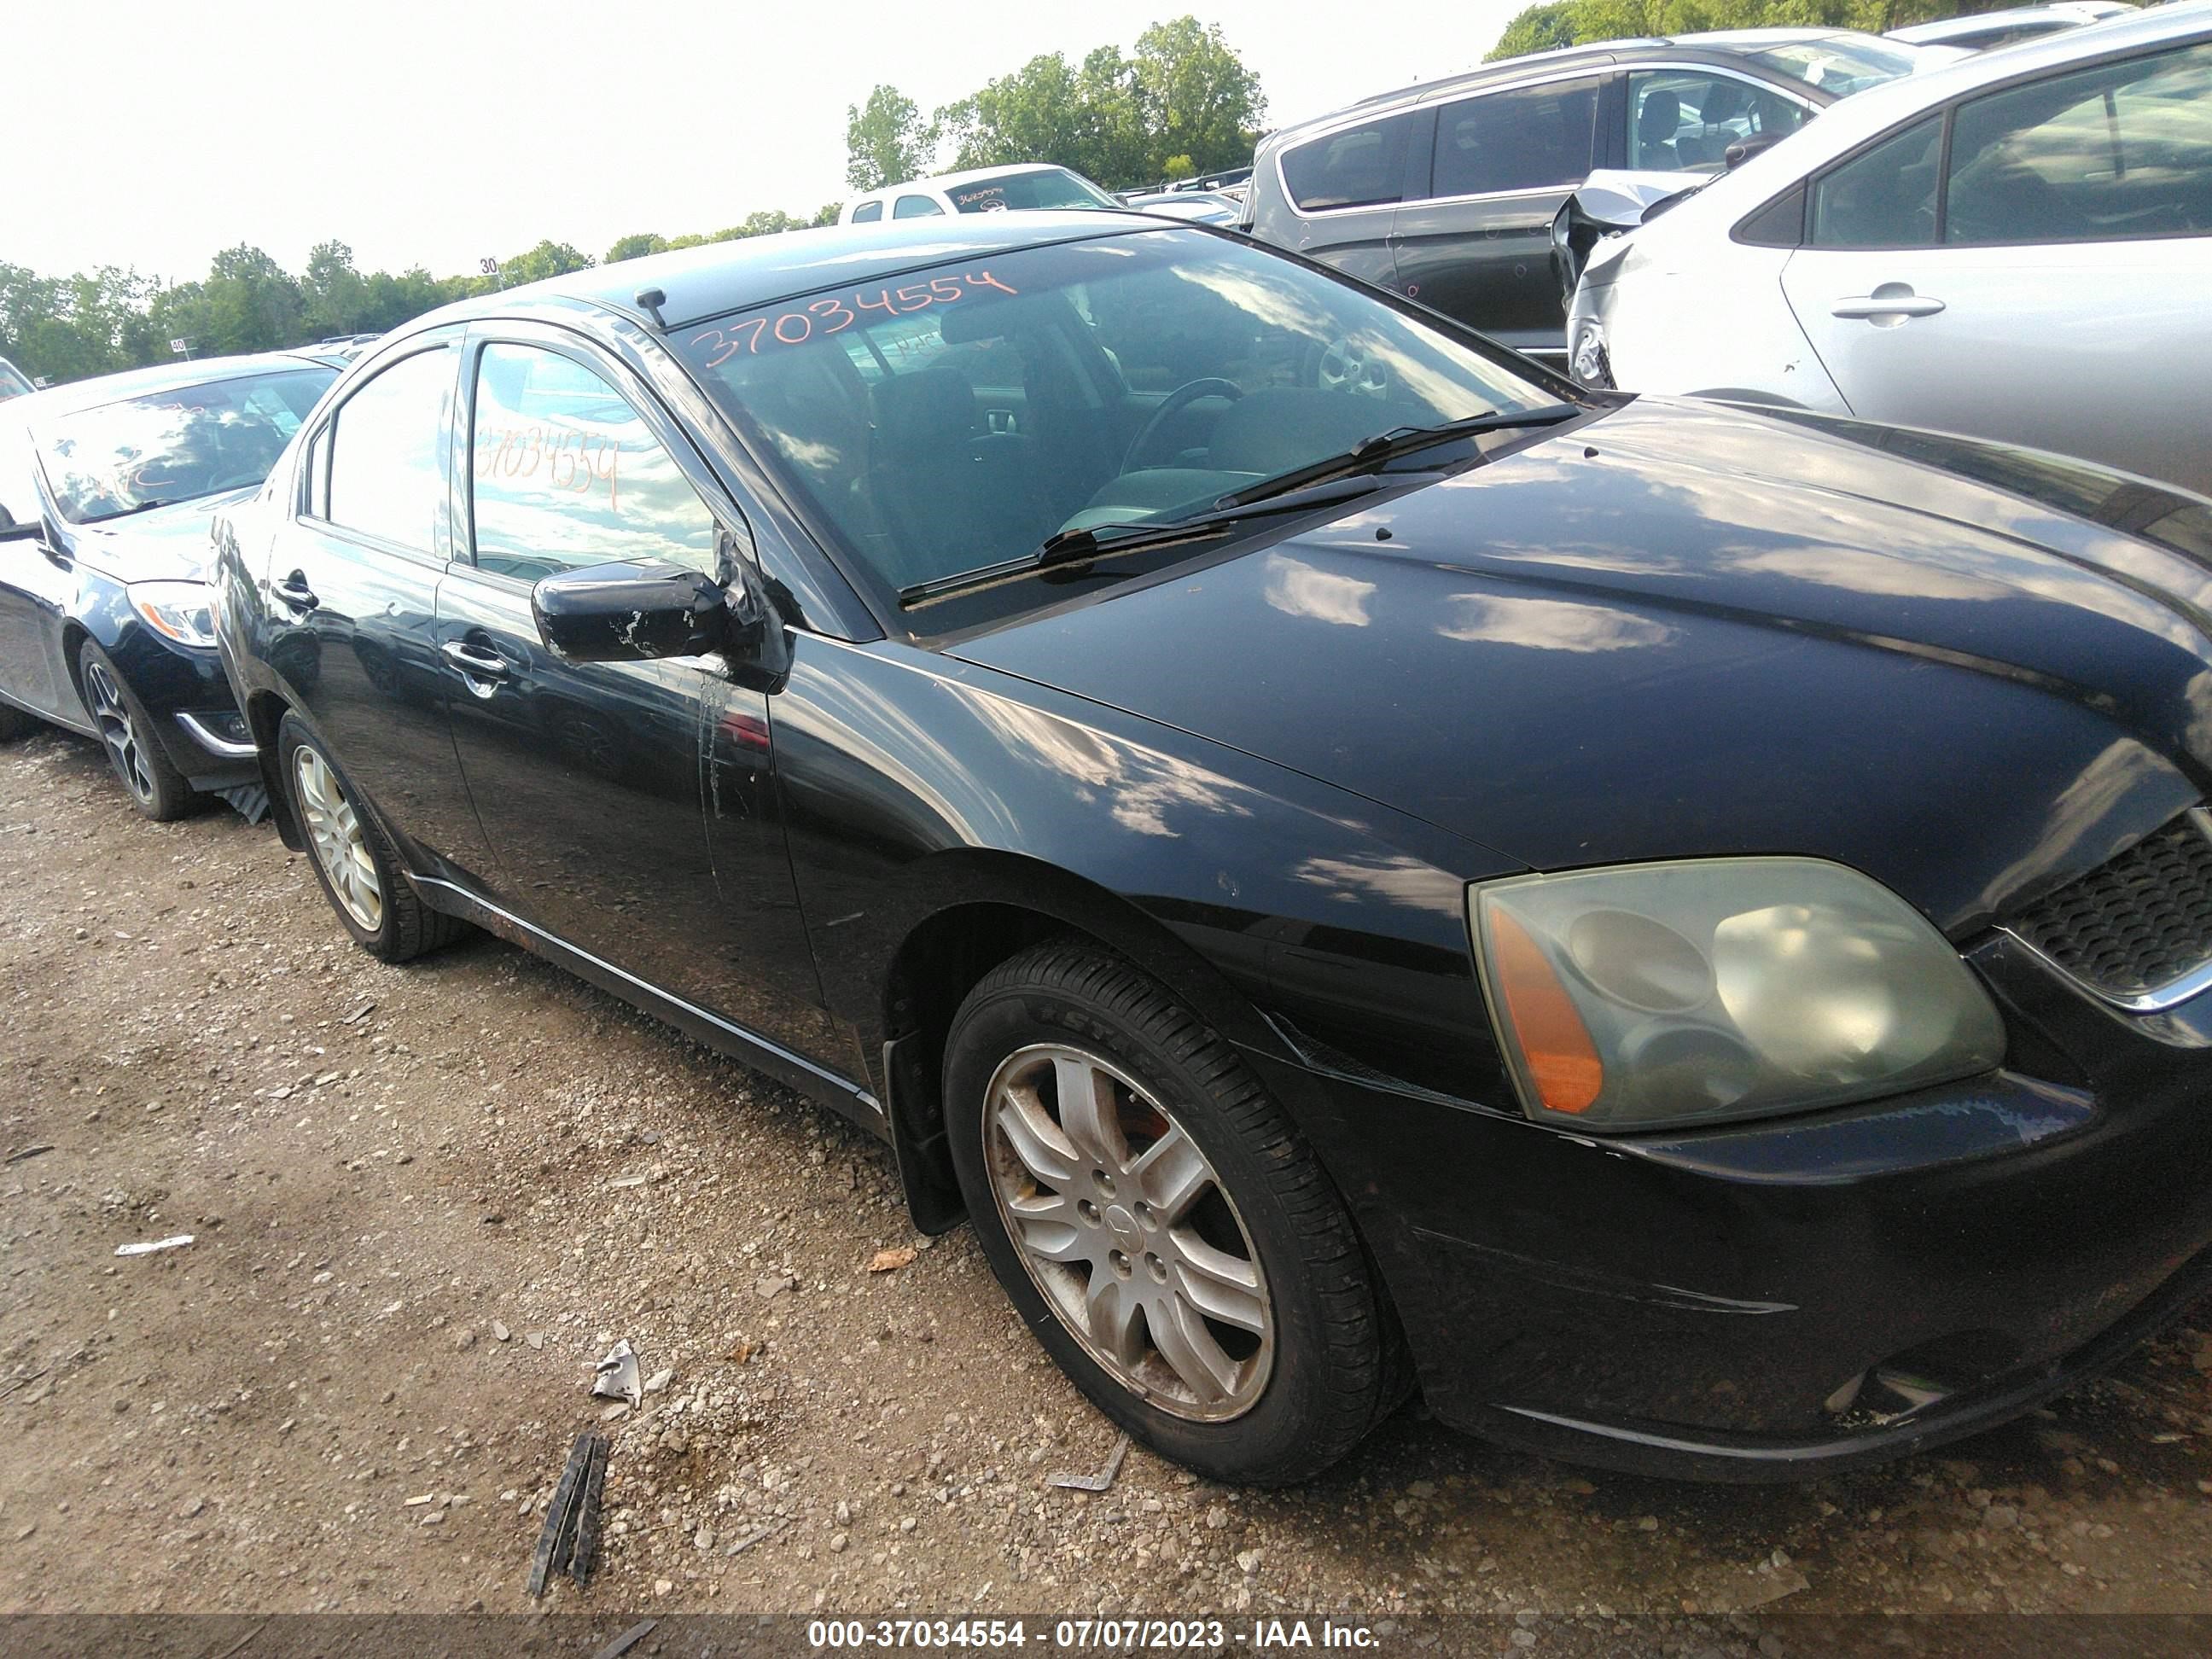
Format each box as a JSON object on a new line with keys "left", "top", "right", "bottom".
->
{"left": 634, "top": 287, "right": 668, "bottom": 330}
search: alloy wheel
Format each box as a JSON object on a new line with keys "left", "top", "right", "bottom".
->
{"left": 84, "top": 659, "right": 155, "bottom": 804}
{"left": 294, "top": 745, "right": 383, "bottom": 932}
{"left": 981, "top": 1044, "right": 1274, "bottom": 1420}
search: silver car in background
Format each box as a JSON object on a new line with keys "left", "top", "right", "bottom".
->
{"left": 1569, "top": 3, "right": 2212, "bottom": 496}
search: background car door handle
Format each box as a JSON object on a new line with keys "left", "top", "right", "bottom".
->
{"left": 441, "top": 639, "right": 510, "bottom": 680}
{"left": 1831, "top": 288, "right": 1947, "bottom": 322}
{"left": 272, "top": 572, "right": 317, "bottom": 610}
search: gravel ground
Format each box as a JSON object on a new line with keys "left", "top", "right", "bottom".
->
{"left": 6, "top": 725, "right": 2212, "bottom": 1627}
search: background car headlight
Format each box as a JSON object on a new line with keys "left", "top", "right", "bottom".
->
{"left": 1569, "top": 319, "right": 1614, "bottom": 389}
{"left": 129, "top": 580, "right": 218, "bottom": 648}
{"left": 1470, "top": 859, "right": 2005, "bottom": 1131}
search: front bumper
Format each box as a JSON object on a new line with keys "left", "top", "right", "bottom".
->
{"left": 1248, "top": 935, "right": 2212, "bottom": 1481}
{"left": 108, "top": 629, "right": 261, "bottom": 792}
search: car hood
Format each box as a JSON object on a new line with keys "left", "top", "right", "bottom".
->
{"left": 951, "top": 398, "right": 2212, "bottom": 937}
{"left": 65, "top": 487, "right": 253, "bottom": 584}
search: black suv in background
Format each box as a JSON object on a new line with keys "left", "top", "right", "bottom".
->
{"left": 1243, "top": 28, "right": 1934, "bottom": 360}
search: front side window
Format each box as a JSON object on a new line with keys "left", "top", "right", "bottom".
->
{"left": 326, "top": 349, "right": 451, "bottom": 551}
{"left": 1810, "top": 114, "right": 1943, "bottom": 248}
{"left": 34, "top": 365, "right": 335, "bottom": 524}
{"left": 893, "top": 195, "right": 945, "bottom": 218}
{"left": 1627, "top": 71, "right": 1810, "bottom": 173}
{"left": 1280, "top": 113, "right": 1414, "bottom": 212}
{"left": 0, "top": 359, "right": 32, "bottom": 402}
{"left": 1946, "top": 41, "right": 2212, "bottom": 245}
{"left": 468, "top": 343, "right": 717, "bottom": 582}
{"left": 851, "top": 200, "right": 884, "bottom": 224}
{"left": 1431, "top": 77, "right": 1600, "bottom": 197}
{"left": 949, "top": 169, "right": 1120, "bottom": 212}
{"left": 676, "top": 227, "right": 1564, "bottom": 629}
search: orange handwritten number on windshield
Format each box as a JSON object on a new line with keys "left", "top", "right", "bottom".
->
{"left": 808, "top": 298, "right": 855, "bottom": 335}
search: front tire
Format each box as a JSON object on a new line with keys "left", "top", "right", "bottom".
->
{"left": 945, "top": 940, "right": 1394, "bottom": 1484}
{"left": 276, "top": 712, "right": 462, "bottom": 962}
{"left": 77, "top": 639, "right": 197, "bottom": 821}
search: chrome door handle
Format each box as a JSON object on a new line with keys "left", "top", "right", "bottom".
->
{"left": 441, "top": 639, "right": 510, "bottom": 680}
{"left": 1831, "top": 291, "right": 1946, "bottom": 321}
{"left": 271, "top": 572, "right": 318, "bottom": 610}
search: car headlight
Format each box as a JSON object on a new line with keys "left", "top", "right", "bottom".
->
{"left": 1470, "top": 859, "right": 2005, "bottom": 1131}
{"left": 129, "top": 580, "right": 218, "bottom": 648}
{"left": 1569, "top": 318, "right": 1614, "bottom": 389}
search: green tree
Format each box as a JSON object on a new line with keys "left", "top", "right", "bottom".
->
{"left": 1131, "top": 17, "right": 1266, "bottom": 179}
{"left": 937, "top": 17, "right": 1264, "bottom": 189}
{"left": 846, "top": 84, "right": 934, "bottom": 190}
{"left": 811, "top": 201, "right": 844, "bottom": 227}
{"left": 1487, "top": 0, "right": 1970, "bottom": 60}
{"left": 498, "top": 240, "right": 594, "bottom": 288}
{"left": 604, "top": 232, "right": 671, "bottom": 265}
{"left": 302, "top": 240, "right": 370, "bottom": 337}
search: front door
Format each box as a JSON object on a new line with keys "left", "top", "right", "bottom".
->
{"left": 1780, "top": 42, "right": 2212, "bottom": 496}
{"left": 437, "top": 329, "right": 827, "bottom": 1055}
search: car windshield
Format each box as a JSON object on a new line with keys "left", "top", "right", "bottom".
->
{"left": 36, "top": 365, "right": 335, "bottom": 523}
{"left": 949, "top": 169, "right": 1121, "bottom": 212}
{"left": 675, "top": 226, "right": 1565, "bottom": 629}
{"left": 1743, "top": 36, "right": 1924, "bottom": 97}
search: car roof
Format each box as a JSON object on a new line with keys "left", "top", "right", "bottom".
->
{"left": 859, "top": 163, "right": 1074, "bottom": 200}
{"left": 1636, "top": 3, "right": 2210, "bottom": 233}
{"left": 1260, "top": 28, "right": 1895, "bottom": 149}
{"left": 418, "top": 212, "right": 1150, "bottom": 334}
{"left": 1890, "top": 6, "right": 2090, "bottom": 44}
{"left": 13, "top": 351, "right": 335, "bottom": 419}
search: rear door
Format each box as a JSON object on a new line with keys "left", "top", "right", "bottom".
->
{"left": 1388, "top": 72, "right": 1606, "bottom": 357}
{"left": 1268, "top": 108, "right": 1423, "bottom": 291}
{"left": 436, "top": 325, "right": 826, "bottom": 1054}
{"left": 263, "top": 332, "right": 494, "bottom": 872}
{"left": 1780, "top": 39, "right": 2212, "bottom": 494}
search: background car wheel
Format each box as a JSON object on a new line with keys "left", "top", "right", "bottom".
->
{"left": 76, "top": 639, "right": 198, "bottom": 821}
{"left": 0, "top": 701, "right": 35, "bottom": 742}
{"left": 945, "top": 940, "right": 1399, "bottom": 1485}
{"left": 276, "top": 712, "right": 463, "bottom": 962}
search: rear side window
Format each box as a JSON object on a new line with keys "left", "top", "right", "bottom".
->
{"left": 1431, "top": 77, "right": 1600, "bottom": 197}
{"left": 894, "top": 195, "right": 945, "bottom": 218}
{"left": 851, "top": 200, "right": 883, "bottom": 224}
{"left": 1280, "top": 113, "right": 1415, "bottom": 212}
{"left": 1810, "top": 115, "right": 1943, "bottom": 248}
{"left": 1945, "top": 41, "right": 2212, "bottom": 245}
{"left": 325, "top": 346, "right": 452, "bottom": 553}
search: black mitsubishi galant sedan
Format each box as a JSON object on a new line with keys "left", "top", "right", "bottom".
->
{"left": 1, "top": 352, "right": 337, "bottom": 817}
{"left": 212, "top": 213, "right": 2212, "bottom": 1485}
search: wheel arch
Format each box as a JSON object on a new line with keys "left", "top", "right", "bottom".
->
{"left": 244, "top": 689, "right": 307, "bottom": 851}
{"left": 876, "top": 848, "right": 1289, "bottom": 1234}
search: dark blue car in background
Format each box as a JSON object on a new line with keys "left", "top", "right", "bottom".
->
{"left": 0, "top": 352, "right": 335, "bottom": 818}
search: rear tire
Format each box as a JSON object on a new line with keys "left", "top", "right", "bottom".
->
{"left": 944, "top": 940, "right": 1393, "bottom": 1485}
{"left": 276, "top": 711, "right": 463, "bottom": 962}
{"left": 0, "top": 701, "right": 35, "bottom": 741}
{"left": 77, "top": 639, "right": 198, "bottom": 821}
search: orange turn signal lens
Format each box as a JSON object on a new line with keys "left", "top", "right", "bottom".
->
{"left": 1487, "top": 908, "right": 1604, "bottom": 1115}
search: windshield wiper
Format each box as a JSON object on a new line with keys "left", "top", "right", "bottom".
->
{"left": 1214, "top": 403, "right": 1585, "bottom": 509}
{"left": 897, "top": 475, "right": 1389, "bottom": 610}
{"left": 81, "top": 497, "right": 183, "bottom": 524}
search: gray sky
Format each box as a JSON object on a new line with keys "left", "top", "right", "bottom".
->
{"left": 3, "top": 0, "right": 1519, "bottom": 283}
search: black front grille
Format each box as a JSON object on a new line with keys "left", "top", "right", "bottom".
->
{"left": 2008, "top": 812, "right": 2212, "bottom": 1001}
